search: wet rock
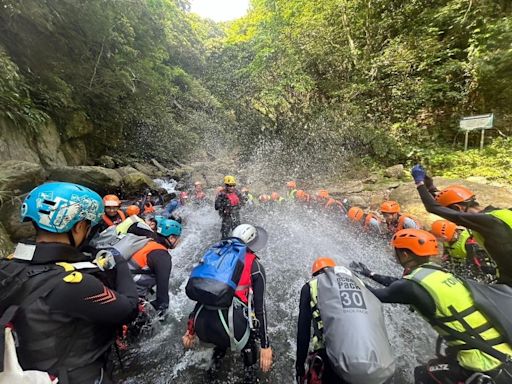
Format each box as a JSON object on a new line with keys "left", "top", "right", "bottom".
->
{"left": 384, "top": 164, "right": 404, "bottom": 179}
{"left": 0, "top": 222, "right": 14, "bottom": 258}
{"left": 61, "top": 112, "right": 93, "bottom": 140}
{"left": 347, "top": 195, "right": 368, "bottom": 209}
{"left": 98, "top": 155, "right": 116, "bottom": 169}
{"left": 363, "top": 174, "right": 379, "bottom": 184}
{"left": 133, "top": 162, "right": 160, "bottom": 177}
{"left": 48, "top": 165, "right": 122, "bottom": 194}
{"left": 0, "top": 161, "right": 47, "bottom": 195}
{"left": 116, "top": 166, "right": 139, "bottom": 177}
{"left": 61, "top": 139, "right": 88, "bottom": 165}
{"left": 0, "top": 117, "right": 41, "bottom": 164}
{"left": 36, "top": 120, "right": 67, "bottom": 167}
{"left": 150, "top": 158, "right": 170, "bottom": 174}
{"left": 122, "top": 172, "right": 157, "bottom": 195}
{"left": 339, "top": 180, "right": 364, "bottom": 194}
{"left": 0, "top": 195, "right": 35, "bottom": 242}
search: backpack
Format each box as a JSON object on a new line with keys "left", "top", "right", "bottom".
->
{"left": 316, "top": 266, "right": 395, "bottom": 384}
{"left": 185, "top": 238, "right": 247, "bottom": 308}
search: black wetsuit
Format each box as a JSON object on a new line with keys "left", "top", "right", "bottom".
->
{"left": 189, "top": 259, "right": 269, "bottom": 362}
{"left": 3, "top": 242, "right": 138, "bottom": 384}
{"left": 417, "top": 184, "right": 512, "bottom": 284}
{"left": 215, "top": 189, "right": 244, "bottom": 238}
{"left": 296, "top": 283, "right": 347, "bottom": 384}
{"left": 368, "top": 273, "right": 487, "bottom": 383}
{"left": 144, "top": 239, "right": 172, "bottom": 311}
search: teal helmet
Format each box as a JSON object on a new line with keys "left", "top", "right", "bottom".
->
{"left": 156, "top": 218, "right": 182, "bottom": 237}
{"left": 21, "top": 182, "right": 103, "bottom": 233}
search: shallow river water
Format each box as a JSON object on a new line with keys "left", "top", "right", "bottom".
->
{"left": 116, "top": 202, "right": 437, "bottom": 384}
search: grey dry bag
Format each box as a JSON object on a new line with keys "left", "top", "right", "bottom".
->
{"left": 317, "top": 265, "right": 395, "bottom": 384}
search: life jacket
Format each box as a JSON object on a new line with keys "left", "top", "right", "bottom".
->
{"left": 0, "top": 243, "right": 113, "bottom": 383}
{"left": 193, "top": 191, "right": 206, "bottom": 201}
{"left": 234, "top": 251, "right": 256, "bottom": 305}
{"left": 472, "top": 209, "right": 512, "bottom": 255}
{"left": 144, "top": 202, "right": 155, "bottom": 214}
{"left": 445, "top": 229, "right": 472, "bottom": 260}
{"left": 405, "top": 264, "right": 512, "bottom": 372}
{"left": 396, "top": 214, "right": 422, "bottom": 231}
{"left": 101, "top": 210, "right": 126, "bottom": 227}
{"left": 129, "top": 241, "right": 168, "bottom": 271}
{"left": 226, "top": 192, "right": 241, "bottom": 207}
{"left": 287, "top": 189, "right": 297, "bottom": 201}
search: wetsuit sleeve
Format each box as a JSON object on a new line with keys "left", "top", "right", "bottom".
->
{"left": 251, "top": 260, "right": 270, "bottom": 348}
{"left": 370, "top": 273, "right": 399, "bottom": 287}
{"left": 296, "top": 283, "right": 311, "bottom": 377}
{"left": 237, "top": 190, "right": 245, "bottom": 206}
{"left": 367, "top": 279, "right": 436, "bottom": 318}
{"left": 214, "top": 194, "right": 225, "bottom": 211}
{"left": 417, "top": 184, "right": 499, "bottom": 235}
{"left": 147, "top": 249, "right": 172, "bottom": 310}
{"left": 46, "top": 260, "right": 139, "bottom": 324}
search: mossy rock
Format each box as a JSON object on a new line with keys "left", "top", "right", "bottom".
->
{"left": 0, "top": 161, "right": 47, "bottom": 196}
{"left": 0, "top": 222, "right": 14, "bottom": 258}
{"left": 122, "top": 172, "right": 157, "bottom": 195}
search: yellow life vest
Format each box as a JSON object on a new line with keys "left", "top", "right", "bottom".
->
{"left": 446, "top": 229, "right": 471, "bottom": 260}
{"left": 287, "top": 189, "right": 297, "bottom": 201}
{"left": 308, "top": 278, "right": 325, "bottom": 351}
{"left": 472, "top": 209, "right": 512, "bottom": 251}
{"left": 405, "top": 264, "right": 512, "bottom": 372}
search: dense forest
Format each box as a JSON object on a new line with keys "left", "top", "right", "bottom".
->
{"left": 1, "top": 0, "right": 512, "bottom": 179}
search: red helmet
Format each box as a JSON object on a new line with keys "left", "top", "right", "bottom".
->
{"left": 126, "top": 205, "right": 140, "bottom": 216}
{"left": 347, "top": 207, "right": 364, "bottom": 222}
{"left": 380, "top": 201, "right": 400, "bottom": 214}
{"left": 312, "top": 257, "right": 336, "bottom": 275}
{"left": 430, "top": 220, "right": 457, "bottom": 242}
{"left": 435, "top": 185, "right": 475, "bottom": 207}
{"left": 103, "top": 194, "right": 121, "bottom": 207}
{"left": 391, "top": 229, "right": 438, "bottom": 257}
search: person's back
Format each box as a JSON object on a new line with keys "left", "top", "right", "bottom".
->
{"left": 1, "top": 182, "right": 138, "bottom": 383}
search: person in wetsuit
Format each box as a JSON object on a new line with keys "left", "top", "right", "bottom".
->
{"left": 411, "top": 164, "right": 512, "bottom": 285}
{"left": 0, "top": 182, "right": 138, "bottom": 384}
{"left": 214, "top": 176, "right": 245, "bottom": 238}
{"left": 182, "top": 224, "right": 272, "bottom": 384}
{"left": 368, "top": 228, "right": 512, "bottom": 384}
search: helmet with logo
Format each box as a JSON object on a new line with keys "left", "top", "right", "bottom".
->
{"left": 126, "top": 205, "right": 140, "bottom": 216}
{"left": 312, "top": 257, "right": 336, "bottom": 275}
{"left": 103, "top": 194, "right": 121, "bottom": 207}
{"left": 435, "top": 185, "right": 475, "bottom": 207}
{"left": 430, "top": 220, "right": 458, "bottom": 242}
{"left": 22, "top": 182, "right": 103, "bottom": 233}
{"left": 232, "top": 224, "right": 268, "bottom": 251}
{"left": 380, "top": 201, "right": 400, "bottom": 214}
{"left": 347, "top": 207, "right": 364, "bottom": 222}
{"left": 391, "top": 229, "right": 438, "bottom": 257}
{"left": 156, "top": 218, "right": 182, "bottom": 237}
{"left": 224, "top": 175, "right": 236, "bottom": 186}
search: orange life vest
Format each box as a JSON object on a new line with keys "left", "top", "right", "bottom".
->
{"left": 131, "top": 241, "right": 168, "bottom": 269}
{"left": 144, "top": 202, "right": 155, "bottom": 214}
{"left": 102, "top": 210, "right": 126, "bottom": 227}
{"left": 234, "top": 251, "right": 256, "bottom": 304}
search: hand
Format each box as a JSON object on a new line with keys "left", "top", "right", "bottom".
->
{"left": 94, "top": 250, "right": 116, "bottom": 271}
{"left": 349, "top": 261, "right": 372, "bottom": 277}
{"left": 259, "top": 347, "right": 272, "bottom": 373}
{"left": 182, "top": 331, "right": 196, "bottom": 349}
{"left": 411, "top": 164, "right": 426, "bottom": 184}
{"left": 424, "top": 175, "right": 438, "bottom": 195}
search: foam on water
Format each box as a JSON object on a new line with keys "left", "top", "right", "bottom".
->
{"left": 116, "top": 203, "right": 436, "bottom": 383}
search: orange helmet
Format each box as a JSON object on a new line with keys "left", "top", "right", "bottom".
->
{"left": 312, "top": 257, "right": 336, "bottom": 275}
{"left": 430, "top": 220, "right": 458, "bottom": 242}
{"left": 296, "top": 190, "right": 305, "bottom": 199}
{"left": 287, "top": 181, "right": 297, "bottom": 189}
{"left": 271, "top": 192, "right": 280, "bottom": 201}
{"left": 103, "top": 194, "right": 121, "bottom": 207}
{"left": 258, "top": 194, "right": 269, "bottom": 203}
{"left": 380, "top": 201, "right": 400, "bottom": 214}
{"left": 391, "top": 229, "right": 438, "bottom": 257}
{"left": 126, "top": 205, "right": 140, "bottom": 216}
{"left": 317, "top": 189, "right": 329, "bottom": 199}
{"left": 435, "top": 185, "right": 475, "bottom": 207}
{"left": 348, "top": 207, "right": 364, "bottom": 222}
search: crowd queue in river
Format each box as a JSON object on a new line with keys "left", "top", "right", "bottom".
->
{"left": 1, "top": 164, "right": 512, "bottom": 384}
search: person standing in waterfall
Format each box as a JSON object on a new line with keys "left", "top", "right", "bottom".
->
{"left": 214, "top": 175, "right": 245, "bottom": 238}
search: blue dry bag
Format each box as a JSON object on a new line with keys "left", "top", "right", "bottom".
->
{"left": 186, "top": 238, "right": 247, "bottom": 308}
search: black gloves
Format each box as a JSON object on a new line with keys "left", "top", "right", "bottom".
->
{"left": 349, "top": 261, "right": 372, "bottom": 277}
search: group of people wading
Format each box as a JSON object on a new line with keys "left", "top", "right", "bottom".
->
{"left": 1, "top": 165, "right": 512, "bottom": 384}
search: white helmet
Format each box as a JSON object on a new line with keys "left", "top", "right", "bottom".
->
{"left": 232, "top": 224, "right": 268, "bottom": 252}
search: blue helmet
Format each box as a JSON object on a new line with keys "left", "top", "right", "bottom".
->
{"left": 21, "top": 182, "right": 103, "bottom": 233}
{"left": 156, "top": 218, "right": 182, "bottom": 237}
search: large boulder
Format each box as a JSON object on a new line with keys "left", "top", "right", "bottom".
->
{"left": 384, "top": 164, "right": 405, "bottom": 179}
{"left": 35, "top": 120, "right": 67, "bottom": 167}
{"left": 133, "top": 162, "right": 160, "bottom": 178}
{"left": 62, "top": 112, "right": 94, "bottom": 140}
{"left": 150, "top": 158, "right": 170, "bottom": 175}
{"left": 98, "top": 155, "right": 116, "bottom": 169}
{"left": 0, "top": 222, "right": 14, "bottom": 258}
{"left": 0, "top": 161, "right": 47, "bottom": 195}
{"left": 122, "top": 172, "right": 157, "bottom": 195}
{"left": 0, "top": 195, "right": 35, "bottom": 242}
{"left": 347, "top": 195, "right": 368, "bottom": 209}
{"left": 0, "top": 117, "right": 41, "bottom": 164}
{"left": 116, "top": 166, "right": 139, "bottom": 177}
{"left": 60, "top": 139, "right": 88, "bottom": 166}
{"left": 48, "top": 166, "right": 122, "bottom": 194}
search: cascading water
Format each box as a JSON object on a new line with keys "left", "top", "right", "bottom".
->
{"left": 116, "top": 202, "right": 436, "bottom": 384}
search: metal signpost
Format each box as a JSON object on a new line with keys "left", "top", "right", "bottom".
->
{"left": 459, "top": 113, "right": 494, "bottom": 151}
